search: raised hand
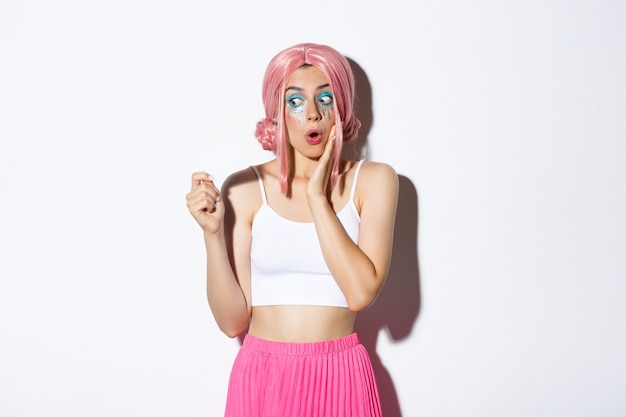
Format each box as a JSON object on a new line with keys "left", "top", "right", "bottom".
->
{"left": 186, "top": 171, "right": 225, "bottom": 235}
{"left": 306, "top": 125, "right": 336, "bottom": 201}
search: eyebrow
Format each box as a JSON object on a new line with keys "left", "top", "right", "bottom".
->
{"left": 285, "top": 83, "right": 331, "bottom": 92}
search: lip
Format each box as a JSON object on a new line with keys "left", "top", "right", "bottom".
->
{"left": 305, "top": 129, "right": 323, "bottom": 145}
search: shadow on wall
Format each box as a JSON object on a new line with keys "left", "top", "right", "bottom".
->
{"left": 355, "top": 175, "right": 420, "bottom": 417}
{"left": 342, "top": 58, "right": 372, "bottom": 161}
{"left": 348, "top": 57, "right": 422, "bottom": 417}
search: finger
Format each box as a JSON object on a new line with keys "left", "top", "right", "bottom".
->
{"left": 190, "top": 173, "right": 222, "bottom": 201}
{"left": 329, "top": 125, "right": 336, "bottom": 140}
{"left": 191, "top": 171, "right": 213, "bottom": 188}
{"left": 187, "top": 185, "right": 220, "bottom": 210}
{"left": 327, "top": 124, "right": 337, "bottom": 153}
{"left": 188, "top": 192, "right": 220, "bottom": 215}
{"left": 188, "top": 199, "right": 211, "bottom": 215}
{"left": 321, "top": 130, "right": 336, "bottom": 163}
{"left": 197, "top": 187, "right": 221, "bottom": 207}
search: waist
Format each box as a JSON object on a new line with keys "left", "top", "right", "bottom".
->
{"left": 248, "top": 305, "right": 356, "bottom": 343}
{"left": 242, "top": 332, "right": 361, "bottom": 355}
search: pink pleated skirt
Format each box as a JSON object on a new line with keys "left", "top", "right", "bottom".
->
{"left": 224, "top": 332, "right": 382, "bottom": 417}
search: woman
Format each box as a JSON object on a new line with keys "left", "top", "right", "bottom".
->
{"left": 186, "top": 43, "right": 398, "bottom": 417}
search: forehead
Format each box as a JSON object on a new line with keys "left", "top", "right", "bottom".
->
{"left": 286, "top": 65, "right": 329, "bottom": 89}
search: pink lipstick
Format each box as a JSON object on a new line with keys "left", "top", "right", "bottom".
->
{"left": 305, "top": 129, "right": 323, "bottom": 145}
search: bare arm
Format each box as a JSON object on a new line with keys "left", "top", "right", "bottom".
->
{"left": 307, "top": 140, "right": 399, "bottom": 311}
{"left": 186, "top": 170, "right": 253, "bottom": 337}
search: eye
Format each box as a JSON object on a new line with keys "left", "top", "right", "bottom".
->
{"left": 286, "top": 94, "right": 305, "bottom": 108}
{"left": 317, "top": 92, "right": 334, "bottom": 106}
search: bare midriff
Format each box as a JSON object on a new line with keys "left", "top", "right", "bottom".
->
{"left": 248, "top": 305, "right": 357, "bottom": 342}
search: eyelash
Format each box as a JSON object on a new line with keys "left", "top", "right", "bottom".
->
{"left": 286, "top": 93, "right": 334, "bottom": 108}
{"left": 287, "top": 94, "right": 305, "bottom": 108}
{"left": 317, "top": 92, "right": 333, "bottom": 106}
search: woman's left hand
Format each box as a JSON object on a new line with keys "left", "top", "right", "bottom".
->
{"left": 306, "top": 125, "right": 336, "bottom": 201}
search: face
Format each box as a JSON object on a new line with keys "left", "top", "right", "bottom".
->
{"left": 283, "top": 65, "right": 336, "bottom": 158}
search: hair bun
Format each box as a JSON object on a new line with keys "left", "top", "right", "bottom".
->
{"left": 342, "top": 117, "right": 362, "bottom": 143}
{"left": 255, "top": 118, "right": 277, "bottom": 151}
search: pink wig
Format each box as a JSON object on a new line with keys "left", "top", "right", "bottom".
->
{"left": 255, "top": 43, "right": 361, "bottom": 194}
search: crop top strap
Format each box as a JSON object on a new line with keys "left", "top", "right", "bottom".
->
{"left": 251, "top": 162, "right": 362, "bottom": 205}
{"left": 250, "top": 166, "right": 267, "bottom": 204}
{"left": 349, "top": 160, "right": 365, "bottom": 201}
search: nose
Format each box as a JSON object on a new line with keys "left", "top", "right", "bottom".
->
{"left": 306, "top": 102, "right": 322, "bottom": 121}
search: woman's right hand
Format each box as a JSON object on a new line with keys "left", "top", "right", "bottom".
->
{"left": 186, "top": 171, "right": 225, "bottom": 235}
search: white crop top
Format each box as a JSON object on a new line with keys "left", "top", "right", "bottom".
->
{"left": 250, "top": 160, "right": 364, "bottom": 307}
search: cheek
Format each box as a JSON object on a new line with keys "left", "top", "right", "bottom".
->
{"left": 283, "top": 113, "right": 298, "bottom": 142}
{"left": 321, "top": 104, "right": 335, "bottom": 120}
{"left": 285, "top": 106, "right": 304, "bottom": 123}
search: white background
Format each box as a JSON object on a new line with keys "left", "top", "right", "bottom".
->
{"left": 1, "top": 1, "right": 625, "bottom": 416}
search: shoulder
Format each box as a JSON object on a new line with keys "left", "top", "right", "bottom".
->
{"left": 221, "top": 167, "right": 258, "bottom": 195}
{"left": 353, "top": 160, "right": 399, "bottom": 213}
{"left": 358, "top": 160, "right": 398, "bottom": 190}
{"left": 221, "top": 167, "right": 263, "bottom": 221}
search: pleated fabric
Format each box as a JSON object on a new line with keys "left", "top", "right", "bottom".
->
{"left": 224, "top": 333, "right": 382, "bottom": 417}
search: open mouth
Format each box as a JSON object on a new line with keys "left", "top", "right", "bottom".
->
{"left": 306, "top": 129, "right": 323, "bottom": 144}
